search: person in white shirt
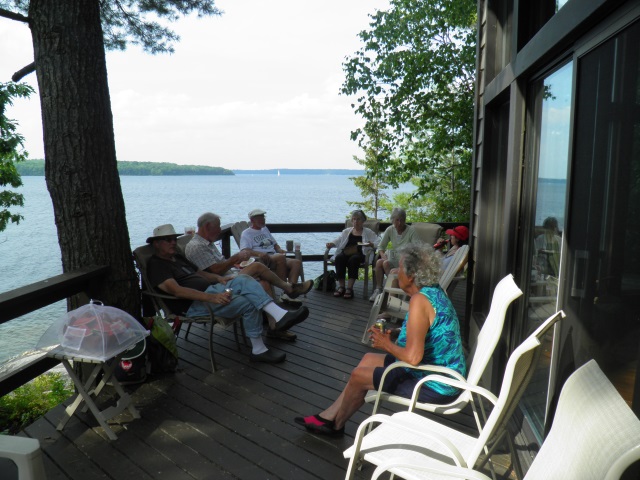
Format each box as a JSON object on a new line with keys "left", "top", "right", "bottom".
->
{"left": 240, "top": 209, "right": 303, "bottom": 302}
{"left": 326, "top": 210, "right": 379, "bottom": 299}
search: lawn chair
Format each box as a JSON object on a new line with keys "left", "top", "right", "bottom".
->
{"left": 133, "top": 243, "right": 247, "bottom": 373}
{"left": 323, "top": 218, "right": 380, "bottom": 299}
{"left": 176, "top": 233, "right": 193, "bottom": 252}
{"left": 361, "top": 245, "right": 472, "bottom": 344}
{"left": 439, "top": 244, "right": 470, "bottom": 294}
{"left": 363, "top": 274, "right": 523, "bottom": 433}
{"left": 360, "top": 358, "right": 640, "bottom": 480}
{"left": 231, "top": 220, "right": 249, "bottom": 247}
{"left": 344, "top": 310, "right": 566, "bottom": 480}
{"left": 410, "top": 222, "right": 444, "bottom": 245}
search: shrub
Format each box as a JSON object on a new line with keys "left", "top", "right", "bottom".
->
{"left": 0, "top": 372, "right": 73, "bottom": 434}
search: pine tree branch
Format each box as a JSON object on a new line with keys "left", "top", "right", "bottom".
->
{"left": 12, "top": 62, "right": 36, "bottom": 82}
{"left": 0, "top": 7, "right": 29, "bottom": 23}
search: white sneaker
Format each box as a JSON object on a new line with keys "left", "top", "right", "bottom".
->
{"left": 280, "top": 293, "right": 302, "bottom": 304}
{"left": 369, "top": 288, "right": 381, "bottom": 302}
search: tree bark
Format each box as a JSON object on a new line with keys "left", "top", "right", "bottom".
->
{"left": 29, "top": 0, "right": 140, "bottom": 316}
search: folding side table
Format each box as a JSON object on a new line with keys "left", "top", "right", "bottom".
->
{"left": 49, "top": 348, "right": 140, "bottom": 440}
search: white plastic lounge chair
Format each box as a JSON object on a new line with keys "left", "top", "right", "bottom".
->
{"left": 439, "top": 244, "right": 470, "bottom": 294}
{"left": 362, "top": 358, "right": 640, "bottom": 480}
{"left": 364, "top": 274, "right": 523, "bottom": 433}
{"left": 343, "top": 310, "right": 566, "bottom": 480}
{"left": 362, "top": 245, "right": 470, "bottom": 344}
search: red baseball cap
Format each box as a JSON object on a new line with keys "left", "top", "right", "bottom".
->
{"left": 445, "top": 226, "right": 469, "bottom": 241}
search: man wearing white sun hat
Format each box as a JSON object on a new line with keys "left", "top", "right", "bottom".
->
{"left": 146, "top": 224, "right": 309, "bottom": 364}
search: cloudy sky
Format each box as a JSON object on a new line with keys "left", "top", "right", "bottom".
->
{"left": 0, "top": 0, "right": 389, "bottom": 170}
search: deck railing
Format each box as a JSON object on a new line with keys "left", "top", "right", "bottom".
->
{"left": 0, "top": 221, "right": 464, "bottom": 396}
{"left": 0, "top": 265, "right": 110, "bottom": 397}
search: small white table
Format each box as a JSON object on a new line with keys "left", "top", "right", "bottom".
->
{"left": 49, "top": 348, "right": 140, "bottom": 440}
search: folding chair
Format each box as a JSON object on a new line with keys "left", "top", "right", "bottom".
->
{"left": 133, "top": 244, "right": 247, "bottom": 373}
{"left": 344, "top": 310, "right": 566, "bottom": 480}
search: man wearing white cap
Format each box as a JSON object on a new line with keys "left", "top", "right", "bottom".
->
{"left": 146, "top": 224, "right": 309, "bottom": 364}
{"left": 185, "top": 212, "right": 313, "bottom": 341}
{"left": 240, "top": 209, "right": 302, "bottom": 303}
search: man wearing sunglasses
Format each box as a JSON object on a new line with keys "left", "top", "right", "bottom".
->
{"left": 146, "top": 224, "right": 309, "bottom": 364}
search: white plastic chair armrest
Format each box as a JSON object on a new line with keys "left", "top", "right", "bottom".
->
{"left": 384, "top": 273, "right": 398, "bottom": 287}
{"left": 370, "top": 362, "right": 468, "bottom": 411}
{"left": 409, "top": 374, "right": 498, "bottom": 411}
{"left": 385, "top": 286, "right": 405, "bottom": 296}
{"left": 371, "top": 461, "right": 492, "bottom": 480}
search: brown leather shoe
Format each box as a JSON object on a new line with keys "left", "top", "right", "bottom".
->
{"left": 289, "top": 280, "right": 313, "bottom": 298}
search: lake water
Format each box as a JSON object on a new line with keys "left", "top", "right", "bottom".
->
{"left": 0, "top": 175, "right": 412, "bottom": 364}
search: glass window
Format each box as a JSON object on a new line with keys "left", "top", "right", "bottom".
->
{"left": 519, "top": 61, "right": 573, "bottom": 438}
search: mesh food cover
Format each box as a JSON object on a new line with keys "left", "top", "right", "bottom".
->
{"left": 37, "top": 300, "right": 149, "bottom": 362}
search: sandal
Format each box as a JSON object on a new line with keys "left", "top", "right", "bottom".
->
{"left": 333, "top": 286, "right": 345, "bottom": 297}
{"left": 343, "top": 288, "right": 353, "bottom": 299}
{"left": 294, "top": 414, "right": 345, "bottom": 436}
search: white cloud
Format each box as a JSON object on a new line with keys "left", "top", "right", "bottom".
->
{"left": 1, "top": 0, "right": 388, "bottom": 169}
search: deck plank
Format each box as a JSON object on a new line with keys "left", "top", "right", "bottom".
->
{"left": 17, "top": 280, "right": 511, "bottom": 479}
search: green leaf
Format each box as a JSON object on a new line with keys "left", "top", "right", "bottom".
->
{"left": 342, "top": 0, "right": 475, "bottom": 221}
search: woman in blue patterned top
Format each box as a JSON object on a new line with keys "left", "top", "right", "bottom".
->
{"left": 295, "top": 243, "right": 467, "bottom": 435}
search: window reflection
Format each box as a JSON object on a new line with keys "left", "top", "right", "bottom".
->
{"left": 522, "top": 62, "right": 573, "bottom": 438}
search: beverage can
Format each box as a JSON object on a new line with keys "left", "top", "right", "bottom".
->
{"left": 374, "top": 319, "right": 387, "bottom": 332}
{"left": 225, "top": 288, "right": 233, "bottom": 298}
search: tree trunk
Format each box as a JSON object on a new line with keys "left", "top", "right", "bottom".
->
{"left": 29, "top": 0, "right": 140, "bottom": 316}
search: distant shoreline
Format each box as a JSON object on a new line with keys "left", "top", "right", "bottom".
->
{"left": 233, "top": 169, "right": 364, "bottom": 175}
{"left": 15, "top": 160, "right": 364, "bottom": 176}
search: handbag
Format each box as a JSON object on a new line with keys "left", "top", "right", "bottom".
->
{"left": 314, "top": 271, "right": 337, "bottom": 291}
{"left": 342, "top": 244, "right": 359, "bottom": 256}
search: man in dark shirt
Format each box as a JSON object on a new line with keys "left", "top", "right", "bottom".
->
{"left": 146, "top": 224, "right": 309, "bottom": 364}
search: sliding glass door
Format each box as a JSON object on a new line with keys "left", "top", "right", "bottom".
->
{"left": 558, "top": 19, "right": 640, "bottom": 411}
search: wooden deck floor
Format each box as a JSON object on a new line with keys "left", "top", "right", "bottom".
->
{"left": 19, "top": 283, "right": 514, "bottom": 480}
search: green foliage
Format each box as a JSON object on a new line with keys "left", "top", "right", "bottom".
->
{"left": 0, "top": 372, "right": 73, "bottom": 434}
{"left": 0, "top": 82, "right": 33, "bottom": 232}
{"left": 15, "top": 159, "right": 234, "bottom": 176}
{"left": 348, "top": 125, "right": 392, "bottom": 219}
{"left": 0, "top": 1, "right": 222, "bottom": 54}
{"left": 342, "top": 0, "right": 476, "bottom": 221}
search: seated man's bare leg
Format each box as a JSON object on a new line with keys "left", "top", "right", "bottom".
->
{"left": 258, "top": 279, "right": 275, "bottom": 298}
{"left": 286, "top": 258, "right": 301, "bottom": 284}
{"left": 243, "top": 262, "right": 290, "bottom": 292}
{"left": 268, "top": 253, "right": 288, "bottom": 281}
